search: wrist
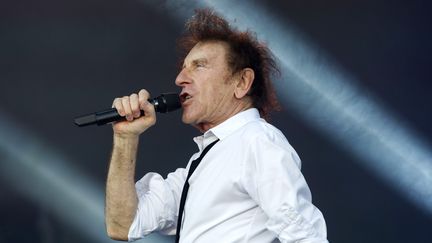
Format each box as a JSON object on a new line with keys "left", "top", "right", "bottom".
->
{"left": 113, "top": 133, "right": 140, "bottom": 145}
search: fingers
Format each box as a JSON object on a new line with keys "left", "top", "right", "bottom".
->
{"left": 129, "top": 93, "right": 140, "bottom": 118}
{"left": 111, "top": 89, "right": 155, "bottom": 122}
{"left": 121, "top": 96, "right": 133, "bottom": 121}
{"left": 112, "top": 98, "right": 124, "bottom": 116}
{"left": 138, "top": 89, "right": 150, "bottom": 109}
{"left": 138, "top": 89, "right": 156, "bottom": 118}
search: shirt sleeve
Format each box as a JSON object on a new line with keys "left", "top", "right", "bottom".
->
{"left": 241, "top": 131, "right": 328, "bottom": 243}
{"left": 128, "top": 168, "right": 187, "bottom": 241}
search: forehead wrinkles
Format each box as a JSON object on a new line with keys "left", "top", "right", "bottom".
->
{"left": 184, "top": 41, "right": 229, "bottom": 67}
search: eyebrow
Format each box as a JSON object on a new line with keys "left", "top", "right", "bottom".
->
{"left": 183, "top": 58, "right": 208, "bottom": 69}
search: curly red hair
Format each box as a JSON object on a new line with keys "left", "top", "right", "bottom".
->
{"left": 177, "top": 8, "right": 280, "bottom": 120}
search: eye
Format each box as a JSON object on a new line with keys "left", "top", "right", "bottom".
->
{"left": 192, "top": 59, "right": 207, "bottom": 70}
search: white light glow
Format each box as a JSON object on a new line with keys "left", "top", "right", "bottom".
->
{"left": 0, "top": 111, "right": 171, "bottom": 243}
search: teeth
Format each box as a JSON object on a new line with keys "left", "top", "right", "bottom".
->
{"left": 186, "top": 95, "right": 192, "bottom": 99}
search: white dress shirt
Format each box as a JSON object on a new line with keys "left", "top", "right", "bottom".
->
{"left": 128, "top": 108, "right": 328, "bottom": 242}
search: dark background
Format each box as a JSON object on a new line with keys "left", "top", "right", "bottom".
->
{"left": 0, "top": 0, "right": 431, "bottom": 242}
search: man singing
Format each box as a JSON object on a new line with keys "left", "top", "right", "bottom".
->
{"left": 105, "top": 8, "right": 328, "bottom": 243}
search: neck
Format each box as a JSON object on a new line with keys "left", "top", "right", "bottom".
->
{"left": 194, "top": 100, "right": 253, "bottom": 133}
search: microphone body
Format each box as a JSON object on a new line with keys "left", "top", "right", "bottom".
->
{"left": 74, "top": 93, "right": 181, "bottom": 127}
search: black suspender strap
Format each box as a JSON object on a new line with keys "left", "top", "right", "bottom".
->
{"left": 175, "top": 139, "right": 219, "bottom": 243}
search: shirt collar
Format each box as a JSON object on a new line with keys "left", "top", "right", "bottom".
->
{"left": 193, "top": 108, "right": 261, "bottom": 151}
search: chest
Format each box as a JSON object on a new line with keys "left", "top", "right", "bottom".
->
{"left": 183, "top": 145, "right": 256, "bottom": 221}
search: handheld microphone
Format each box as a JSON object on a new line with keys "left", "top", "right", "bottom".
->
{"left": 74, "top": 93, "right": 181, "bottom": 127}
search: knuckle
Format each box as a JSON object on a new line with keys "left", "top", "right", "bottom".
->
{"left": 139, "top": 88, "right": 148, "bottom": 94}
{"left": 122, "top": 96, "right": 129, "bottom": 103}
{"left": 113, "top": 99, "right": 124, "bottom": 113}
{"left": 139, "top": 89, "right": 150, "bottom": 98}
{"left": 112, "top": 98, "right": 119, "bottom": 107}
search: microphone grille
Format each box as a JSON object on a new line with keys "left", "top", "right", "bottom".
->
{"left": 156, "top": 93, "right": 181, "bottom": 113}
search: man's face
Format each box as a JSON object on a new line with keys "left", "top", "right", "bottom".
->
{"left": 175, "top": 41, "right": 239, "bottom": 131}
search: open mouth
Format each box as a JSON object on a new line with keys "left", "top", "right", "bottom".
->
{"left": 180, "top": 92, "right": 192, "bottom": 104}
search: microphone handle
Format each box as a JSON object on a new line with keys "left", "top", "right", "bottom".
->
{"left": 74, "top": 93, "right": 180, "bottom": 127}
{"left": 74, "top": 99, "right": 154, "bottom": 127}
{"left": 94, "top": 107, "right": 147, "bottom": 126}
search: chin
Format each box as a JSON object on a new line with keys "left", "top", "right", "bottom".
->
{"left": 181, "top": 108, "right": 199, "bottom": 124}
{"left": 181, "top": 113, "right": 196, "bottom": 125}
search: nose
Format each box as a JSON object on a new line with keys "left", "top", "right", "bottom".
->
{"left": 175, "top": 68, "right": 191, "bottom": 87}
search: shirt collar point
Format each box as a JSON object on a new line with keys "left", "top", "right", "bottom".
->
{"left": 193, "top": 108, "right": 260, "bottom": 150}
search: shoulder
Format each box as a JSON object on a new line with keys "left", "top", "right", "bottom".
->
{"left": 235, "top": 118, "right": 289, "bottom": 145}
{"left": 236, "top": 119, "right": 302, "bottom": 168}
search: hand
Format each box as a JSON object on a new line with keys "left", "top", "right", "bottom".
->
{"left": 111, "top": 89, "right": 156, "bottom": 137}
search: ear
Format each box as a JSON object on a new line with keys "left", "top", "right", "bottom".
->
{"left": 234, "top": 68, "right": 254, "bottom": 99}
